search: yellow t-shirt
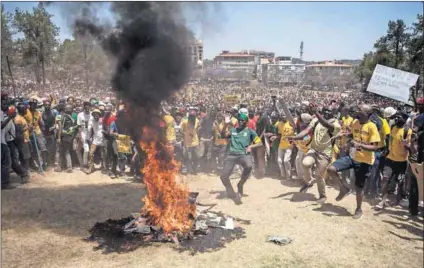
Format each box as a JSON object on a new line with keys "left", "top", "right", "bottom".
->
{"left": 24, "top": 109, "right": 42, "bottom": 135}
{"left": 377, "top": 117, "right": 391, "bottom": 149}
{"left": 294, "top": 118, "right": 311, "bottom": 153}
{"left": 387, "top": 126, "right": 412, "bottom": 162}
{"left": 277, "top": 121, "right": 294, "bottom": 150}
{"left": 163, "top": 114, "right": 176, "bottom": 143}
{"left": 181, "top": 117, "right": 200, "bottom": 148}
{"left": 350, "top": 119, "right": 381, "bottom": 165}
{"left": 214, "top": 122, "right": 228, "bottom": 146}
{"left": 14, "top": 114, "right": 30, "bottom": 142}
{"left": 340, "top": 116, "right": 354, "bottom": 147}
{"left": 231, "top": 117, "right": 238, "bottom": 128}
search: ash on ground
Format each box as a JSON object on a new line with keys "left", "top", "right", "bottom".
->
{"left": 85, "top": 208, "right": 249, "bottom": 255}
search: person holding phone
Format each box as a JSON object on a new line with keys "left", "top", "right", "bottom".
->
{"left": 219, "top": 113, "right": 263, "bottom": 205}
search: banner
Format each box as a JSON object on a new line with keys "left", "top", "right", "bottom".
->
{"left": 224, "top": 95, "right": 240, "bottom": 106}
{"left": 367, "top": 64, "right": 419, "bottom": 103}
{"left": 116, "top": 134, "right": 132, "bottom": 154}
{"left": 249, "top": 100, "right": 262, "bottom": 107}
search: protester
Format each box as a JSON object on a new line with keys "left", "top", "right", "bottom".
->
{"left": 327, "top": 104, "right": 381, "bottom": 219}
{"left": 219, "top": 112, "right": 263, "bottom": 204}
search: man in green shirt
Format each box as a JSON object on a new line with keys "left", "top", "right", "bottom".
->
{"left": 220, "top": 113, "right": 263, "bottom": 205}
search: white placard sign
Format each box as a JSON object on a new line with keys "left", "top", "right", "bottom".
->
{"left": 366, "top": 64, "right": 419, "bottom": 103}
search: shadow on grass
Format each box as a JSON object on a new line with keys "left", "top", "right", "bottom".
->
{"left": 312, "top": 203, "right": 352, "bottom": 217}
{"left": 177, "top": 227, "right": 246, "bottom": 256}
{"left": 382, "top": 219, "right": 424, "bottom": 241}
{"left": 270, "top": 192, "right": 317, "bottom": 202}
{"left": 1, "top": 179, "right": 146, "bottom": 240}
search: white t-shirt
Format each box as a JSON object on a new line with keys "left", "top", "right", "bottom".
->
{"left": 1, "top": 110, "right": 15, "bottom": 144}
{"left": 88, "top": 118, "right": 104, "bottom": 146}
{"left": 77, "top": 112, "right": 91, "bottom": 140}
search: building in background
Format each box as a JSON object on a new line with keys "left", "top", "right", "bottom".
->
{"left": 304, "top": 61, "right": 355, "bottom": 87}
{"left": 213, "top": 50, "right": 259, "bottom": 80}
{"left": 259, "top": 56, "right": 306, "bottom": 85}
{"left": 188, "top": 39, "right": 204, "bottom": 67}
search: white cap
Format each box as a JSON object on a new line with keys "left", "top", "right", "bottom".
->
{"left": 239, "top": 108, "right": 248, "bottom": 115}
{"left": 383, "top": 107, "right": 396, "bottom": 118}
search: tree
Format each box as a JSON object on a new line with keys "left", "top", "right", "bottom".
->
{"left": 12, "top": 2, "right": 59, "bottom": 84}
{"left": 1, "top": 4, "right": 14, "bottom": 84}
{"left": 374, "top": 19, "right": 409, "bottom": 69}
{"left": 406, "top": 14, "right": 424, "bottom": 97}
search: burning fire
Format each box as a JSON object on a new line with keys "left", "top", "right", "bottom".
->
{"left": 140, "top": 127, "right": 196, "bottom": 234}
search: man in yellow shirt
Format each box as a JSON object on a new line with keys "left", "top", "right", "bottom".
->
{"left": 14, "top": 103, "right": 32, "bottom": 173}
{"left": 376, "top": 112, "right": 412, "bottom": 209}
{"left": 26, "top": 99, "right": 48, "bottom": 170}
{"left": 212, "top": 112, "right": 228, "bottom": 171}
{"left": 327, "top": 104, "right": 381, "bottom": 219}
{"left": 181, "top": 107, "right": 200, "bottom": 175}
{"left": 365, "top": 107, "right": 391, "bottom": 197}
{"left": 276, "top": 114, "right": 294, "bottom": 179}
{"left": 294, "top": 113, "right": 313, "bottom": 181}
{"left": 162, "top": 103, "right": 176, "bottom": 154}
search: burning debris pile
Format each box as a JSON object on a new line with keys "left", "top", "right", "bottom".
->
{"left": 87, "top": 202, "right": 249, "bottom": 254}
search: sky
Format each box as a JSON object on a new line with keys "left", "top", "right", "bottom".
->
{"left": 2, "top": 1, "right": 423, "bottom": 61}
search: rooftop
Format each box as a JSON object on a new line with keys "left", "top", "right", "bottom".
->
{"left": 306, "top": 61, "right": 353, "bottom": 68}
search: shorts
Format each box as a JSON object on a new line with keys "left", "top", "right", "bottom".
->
{"left": 382, "top": 158, "right": 407, "bottom": 182}
{"left": 332, "top": 156, "right": 372, "bottom": 189}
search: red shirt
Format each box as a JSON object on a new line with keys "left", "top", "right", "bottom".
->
{"left": 247, "top": 119, "right": 256, "bottom": 131}
{"left": 103, "top": 114, "right": 116, "bottom": 128}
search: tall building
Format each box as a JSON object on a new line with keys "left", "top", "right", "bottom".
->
{"left": 188, "top": 39, "right": 203, "bottom": 66}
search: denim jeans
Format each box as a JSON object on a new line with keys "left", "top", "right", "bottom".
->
{"left": 365, "top": 151, "right": 383, "bottom": 196}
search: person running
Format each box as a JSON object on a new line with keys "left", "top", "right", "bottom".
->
{"left": 327, "top": 104, "right": 381, "bottom": 219}
{"left": 219, "top": 113, "right": 263, "bottom": 205}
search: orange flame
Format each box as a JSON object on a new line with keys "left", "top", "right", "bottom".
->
{"left": 140, "top": 127, "right": 196, "bottom": 234}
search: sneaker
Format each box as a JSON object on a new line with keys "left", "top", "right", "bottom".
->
{"left": 66, "top": 169, "right": 73, "bottom": 173}
{"left": 317, "top": 196, "right": 327, "bottom": 204}
{"left": 299, "top": 183, "right": 313, "bottom": 193}
{"left": 335, "top": 186, "right": 351, "bottom": 201}
{"left": 375, "top": 200, "right": 385, "bottom": 210}
{"left": 353, "top": 209, "right": 363, "bottom": 219}
{"left": 83, "top": 168, "right": 92, "bottom": 175}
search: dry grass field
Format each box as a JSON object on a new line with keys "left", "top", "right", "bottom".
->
{"left": 2, "top": 169, "right": 423, "bottom": 268}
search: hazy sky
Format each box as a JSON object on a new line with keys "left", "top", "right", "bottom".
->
{"left": 3, "top": 1, "right": 422, "bottom": 61}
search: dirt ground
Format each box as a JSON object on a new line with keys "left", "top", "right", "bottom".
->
{"left": 2, "top": 169, "right": 423, "bottom": 268}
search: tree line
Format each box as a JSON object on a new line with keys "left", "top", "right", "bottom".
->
{"left": 356, "top": 14, "right": 424, "bottom": 98}
{"left": 1, "top": 3, "right": 110, "bottom": 89}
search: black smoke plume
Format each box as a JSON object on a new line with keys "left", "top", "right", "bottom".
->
{"left": 73, "top": 2, "right": 193, "bottom": 139}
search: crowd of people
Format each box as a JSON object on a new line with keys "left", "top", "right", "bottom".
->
{"left": 1, "top": 80, "right": 423, "bottom": 220}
